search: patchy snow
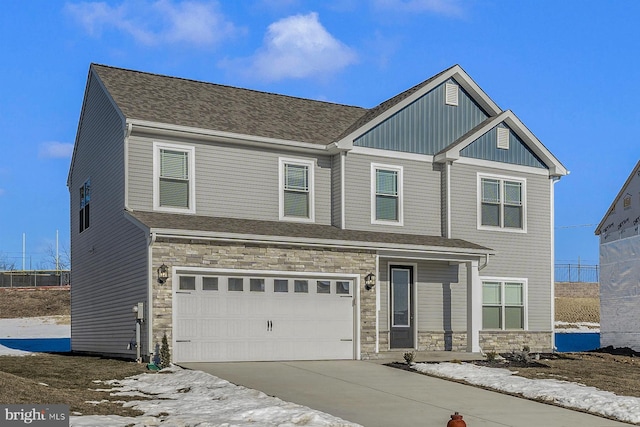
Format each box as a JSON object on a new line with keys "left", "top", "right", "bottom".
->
{"left": 554, "top": 321, "right": 600, "bottom": 332}
{"left": 0, "top": 316, "right": 70, "bottom": 338}
{"left": 413, "top": 362, "right": 640, "bottom": 424}
{"left": 0, "top": 343, "right": 32, "bottom": 356}
{"left": 70, "top": 367, "right": 360, "bottom": 427}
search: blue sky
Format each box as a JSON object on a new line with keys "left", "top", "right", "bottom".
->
{"left": 1, "top": 0, "right": 637, "bottom": 269}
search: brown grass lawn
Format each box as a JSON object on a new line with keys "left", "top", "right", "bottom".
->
{"left": 0, "top": 288, "right": 70, "bottom": 318}
{"left": 555, "top": 297, "right": 600, "bottom": 324}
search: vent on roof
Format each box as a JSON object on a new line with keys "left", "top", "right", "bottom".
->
{"left": 445, "top": 83, "right": 459, "bottom": 106}
{"left": 497, "top": 127, "right": 510, "bottom": 150}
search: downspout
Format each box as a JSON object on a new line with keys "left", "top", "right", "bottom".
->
{"left": 446, "top": 161, "right": 452, "bottom": 239}
{"left": 124, "top": 122, "right": 133, "bottom": 210}
{"left": 550, "top": 176, "right": 560, "bottom": 351}
{"left": 147, "top": 231, "right": 157, "bottom": 362}
{"left": 341, "top": 152, "right": 346, "bottom": 229}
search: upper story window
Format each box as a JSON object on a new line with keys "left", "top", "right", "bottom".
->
{"left": 79, "top": 178, "right": 91, "bottom": 233}
{"left": 153, "top": 142, "right": 196, "bottom": 214}
{"left": 478, "top": 173, "right": 526, "bottom": 232}
{"left": 371, "top": 163, "right": 403, "bottom": 225}
{"left": 482, "top": 279, "right": 526, "bottom": 330}
{"left": 279, "top": 158, "right": 315, "bottom": 222}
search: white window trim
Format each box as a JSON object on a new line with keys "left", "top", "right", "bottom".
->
{"left": 371, "top": 163, "right": 404, "bottom": 226}
{"left": 481, "top": 277, "right": 528, "bottom": 331}
{"left": 153, "top": 141, "right": 196, "bottom": 214}
{"left": 477, "top": 172, "right": 527, "bottom": 233}
{"left": 278, "top": 157, "right": 315, "bottom": 223}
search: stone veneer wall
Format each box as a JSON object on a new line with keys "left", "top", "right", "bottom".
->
{"left": 151, "top": 238, "right": 378, "bottom": 359}
{"left": 379, "top": 331, "right": 553, "bottom": 354}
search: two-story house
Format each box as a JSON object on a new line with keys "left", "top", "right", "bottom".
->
{"left": 68, "top": 64, "right": 567, "bottom": 363}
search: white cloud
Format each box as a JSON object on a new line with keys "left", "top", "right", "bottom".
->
{"left": 39, "top": 142, "right": 74, "bottom": 159}
{"left": 373, "top": 0, "right": 465, "bottom": 17}
{"left": 65, "top": 0, "right": 238, "bottom": 47}
{"left": 239, "top": 12, "right": 357, "bottom": 81}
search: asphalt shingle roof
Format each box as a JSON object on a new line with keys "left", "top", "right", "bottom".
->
{"left": 128, "top": 210, "right": 492, "bottom": 253}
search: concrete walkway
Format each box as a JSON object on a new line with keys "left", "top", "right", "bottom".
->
{"left": 181, "top": 361, "right": 631, "bottom": 427}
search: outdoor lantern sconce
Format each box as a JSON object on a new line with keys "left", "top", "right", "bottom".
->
{"left": 364, "top": 272, "right": 376, "bottom": 291}
{"left": 157, "top": 264, "right": 169, "bottom": 284}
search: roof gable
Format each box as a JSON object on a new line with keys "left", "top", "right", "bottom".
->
{"left": 90, "top": 64, "right": 366, "bottom": 145}
{"left": 595, "top": 160, "right": 640, "bottom": 236}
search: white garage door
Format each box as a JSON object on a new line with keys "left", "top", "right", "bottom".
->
{"left": 173, "top": 273, "right": 355, "bottom": 362}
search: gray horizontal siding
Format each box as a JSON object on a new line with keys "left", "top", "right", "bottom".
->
{"left": 354, "top": 78, "right": 489, "bottom": 155}
{"left": 70, "top": 72, "right": 149, "bottom": 357}
{"left": 127, "top": 135, "right": 332, "bottom": 225}
{"left": 343, "top": 153, "right": 442, "bottom": 235}
{"left": 460, "top": 123, "right": 547, "bottom": 169}
{"left": 449, "top": 163, "right": 553, "bottom": 331}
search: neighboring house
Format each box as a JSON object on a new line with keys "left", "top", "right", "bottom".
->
{"left": 595, "top": 160, "right": 640, "bottom": 351}
{"left": 68, "top": 63, "right": 567, "bottom": 363}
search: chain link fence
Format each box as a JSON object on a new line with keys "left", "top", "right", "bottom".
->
{"left": 0, "top": 270, "right": 70, "bottom": 288}
{"left": 555, "top": 264, "right": 599, "bottom": 283}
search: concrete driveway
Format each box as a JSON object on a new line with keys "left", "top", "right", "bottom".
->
{"left": 181, "top": 360, "right": 630, "bottom": 427}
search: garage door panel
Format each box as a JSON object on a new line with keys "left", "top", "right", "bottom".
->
{"left": 174, "top": 274, "right": 355, "bottom": 363}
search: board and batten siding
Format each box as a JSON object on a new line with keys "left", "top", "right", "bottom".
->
{"left": 70, "top": 71, "right": 149, "bottom": 358}
{"left": 343, "top": 153, "right": 442, "bottom": 235}
{"left": 354, "top": 78, "right": 489, "bottom": 155}
{"left": 448, "top": 162, "right": 553, "bottom": 331}
{"left": 127, "top": 134, "right": 333, "bottom": 225}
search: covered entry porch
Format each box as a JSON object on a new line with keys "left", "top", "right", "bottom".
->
{"left": 372, "top": 250, "right": 491, "bottom": 355}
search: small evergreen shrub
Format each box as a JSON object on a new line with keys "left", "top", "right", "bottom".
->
{"left": 159, "top": 333, "right": 171, "bottom": 369}
{"left": 403, "top": 351, "right": 415, "bottom": 365}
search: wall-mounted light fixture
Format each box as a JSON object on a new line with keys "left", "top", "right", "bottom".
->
{"left": 157, "top": 264, "right": 169, "bottom": 284}
{"left": 364, "top": 272, "right": 376, "bottom": 291}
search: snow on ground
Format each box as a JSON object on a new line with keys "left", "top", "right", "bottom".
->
{"left": 0, "top": 316, "right": 70, "bottom": 338}
{"left": 554, "top": 321, "right": 600, "bottom": 333}
{"left": 71, "top": 367, "right": 361, "bottom": 427}
{"left": 413, "top": 362, "right": 640, "bottom": 424}
{"left": 0, "top": 343, "right": 32, "bottom": 356}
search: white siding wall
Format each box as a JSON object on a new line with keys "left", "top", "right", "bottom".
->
{"left": 449, "top": 162, "right": 553, "bottom": 331}
{"left": 70, "top": 73, "right": 149, "bottom": 358}
{"left": 343, "top": 153, "right": 442, "bottom": 235}
{"left": 127, "top": 135, "right": 333, "bottom": 225}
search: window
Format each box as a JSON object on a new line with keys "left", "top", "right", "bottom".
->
{"left": 202, "top": 277, "right": 218, "bottom": 291}
{"left": 179, "top": 276, "right": 196, "bottom": 290}
{"left": 294, "top": 280, "right": 308, "bottom": 293}
{"left": 336, "top": 281, "right": 350, "bottom": 295}
{"left": 228, "top": 278, "right": 243, "bottom": 292}
{"left": 317, "top": 280, "right": 330, "bottom": 294}
{"left": 479, "top": 174, "right": 526, "bottom": 231}
{"left": 79, "top": 179, "right": 91, "bottom": 233}
{"left": 482, "top": 280, "right": 526, "bottom": 330}
{"left": 371, "top": 164, "right": 403, "bottom": 225}
{"left": 279, "top": 158, "right": 314, "bottom": 222}
{"left": 250, "top": 278, "right": 265, "bottom": 292}
{"left": 274, "top": 279, "right": 288, "bottom": 293}
{"left": 154, "top": 142, "right": 195, "bottom": 213}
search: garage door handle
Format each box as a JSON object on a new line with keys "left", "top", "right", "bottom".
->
{"left": 176, "top": 340, "right": 191, "bottom": 343}
{"left": 340, "top": 339, "right": 352, "bottom": 342}
{"left": 176, "top": 291, "right": 191, "bottom": 294}
{"left": 267, "top": 320, "right": 273, "bottom": 331}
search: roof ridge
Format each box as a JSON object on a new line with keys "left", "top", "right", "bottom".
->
{"left": 90, "top": 63, "right": 364, "bottom": 110}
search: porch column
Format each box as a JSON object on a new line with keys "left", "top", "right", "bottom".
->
{"left": 466, "top": 260, "right": 481, "bottom": 352}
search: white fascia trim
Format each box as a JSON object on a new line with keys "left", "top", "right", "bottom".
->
{"left": 151, "top": 228, "right": 493, "bottom": 257}
{"left": 371, "top": 163, "right": 404, "bottom": 226}
{"left": 335, "top": 65, "right": 502, "bottom": 148}
{"left": 278, "top": 157, "right": 316, "bottom": 223}
{"left": 153, "top": 141, "right": 196, "bottom": 214}
{"left": 480, "top": 276, "right": 529, "bottom": 331}
{"left": 457, "top": 156, "right": 551, "bottom": 177}
{"left": 351, "top": 146, "right": 434, "bottom": 163}
{"left": 128, "top": 119, "right": 341, "bottom": 154}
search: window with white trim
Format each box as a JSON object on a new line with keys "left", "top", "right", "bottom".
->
{"left": 371, "top": 163, "right": 403, "bottom": 225}
{"left": 479, "top": 174, "right": 525, "bottom": 231}
{"left": 153, "top": 142, "right": 195, "bottom": 213}
{"left": 482, "top": 280, "right": 526, "bottom": 330}
{"left": 279, "top": 158, "right": 315, "bottom": 222}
